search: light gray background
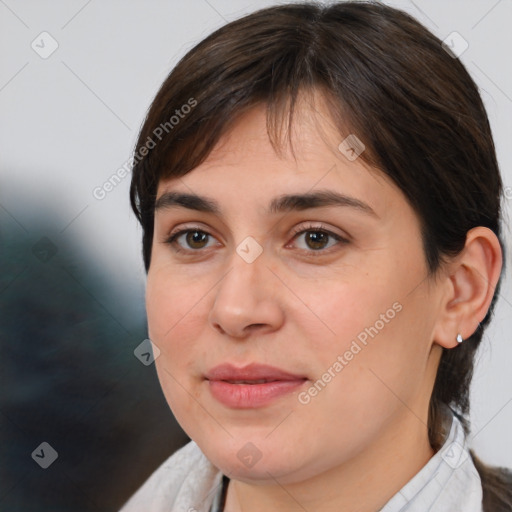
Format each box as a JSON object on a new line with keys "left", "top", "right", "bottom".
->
{"left": 1, "top": 0, "right": 511, "bottom": 467}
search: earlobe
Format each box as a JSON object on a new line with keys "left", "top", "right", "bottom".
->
{"left": 433, "top": 226, "right": 502, "bottom": 349}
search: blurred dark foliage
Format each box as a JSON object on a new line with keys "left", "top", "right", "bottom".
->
{"left": 0, "top": 212, "right": 189, "bottom": 511}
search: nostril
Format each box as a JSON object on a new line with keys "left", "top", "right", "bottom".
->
{"left": 212, "top": 322, "right": 226, "bottom": 335}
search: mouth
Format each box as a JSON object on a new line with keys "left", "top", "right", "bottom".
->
{"left": 204, "top": 362, "right": 307, "bottom": 382}
{"left": 204, "top": 363, "right": 308, "bottom": 408}
{"left": 223, "top": 379, "right": 283, "bottom": 384}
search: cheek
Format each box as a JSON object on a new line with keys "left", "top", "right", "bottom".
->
{"left": 291, "top": 257, "right": 430, "bottom": 407}
{"left": 145, "top": 266, "right": 212, "bottom": 376}
{"left": 292, "top": 272, "right": 398, "bottom": 357}
{"left": 147, "top": 266, "right": 202, "bottom": 336}
{"left": 145, "top": 268, "right": 211, "bottom": 427}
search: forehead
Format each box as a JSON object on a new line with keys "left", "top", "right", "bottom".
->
{"left": 190, "top": 95, "right": 348, "bottom": 167}
{"left": 155, "top": 102, "right": 399, "bottom": 219}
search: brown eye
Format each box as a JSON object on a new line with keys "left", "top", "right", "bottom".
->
{"left": 185, "top": 230, "right": 209, "bottom": 249}
{"left": 292, "top": 229, "right": 344, "bottom": 252}
{"left": 166, "top": 229, "right": 217, "bottom": 252}
{"left": 304, "top": 231, "right": 330, "bottom": 250}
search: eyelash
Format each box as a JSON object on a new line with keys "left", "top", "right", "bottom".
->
{"left": 164, "top": 222, "right": 350, "bottom": 257}
{"left": 164, "top": 227, "right": 219, "bottom": 254}
{"left": 288, "top": 223, "right": 349, "bottom": 254}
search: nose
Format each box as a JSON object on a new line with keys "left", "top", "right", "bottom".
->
{"left": 208, "top": 249, "right": 285, "bottom": 339}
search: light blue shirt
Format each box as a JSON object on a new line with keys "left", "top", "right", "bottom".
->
{"left": 120, "top": 410, "right": 483, "bottom": 512}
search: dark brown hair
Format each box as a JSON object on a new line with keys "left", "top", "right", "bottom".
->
{"left": 130, "top": 1, "right": 511, "bottom": 508}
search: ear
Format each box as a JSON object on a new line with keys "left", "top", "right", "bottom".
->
{"left": 432, "top": 227, "right": 502, "bottom": 349}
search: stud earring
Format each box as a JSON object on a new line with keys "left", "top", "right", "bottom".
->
{"left": 456, "top": 333, "right": 463, "bottom": 343}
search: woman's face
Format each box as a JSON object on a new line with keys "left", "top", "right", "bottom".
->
{"left": 146, "top": 98, "right": 445, "bottom": 485}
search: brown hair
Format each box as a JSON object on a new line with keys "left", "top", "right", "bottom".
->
{"left": 129, "top": 2, "right": 511, "bottom": 508}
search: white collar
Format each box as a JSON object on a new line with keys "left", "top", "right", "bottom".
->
{"left": 119, "top": 410, "right": 482, "bottom": 512}
{"left": 379, "top": 411, "right": 482, "bottom": 512}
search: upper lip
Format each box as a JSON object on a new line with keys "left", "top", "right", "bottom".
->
{"left": 205, "top": 363, "right": 307, "bottom": 382}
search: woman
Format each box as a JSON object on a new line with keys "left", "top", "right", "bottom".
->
{"left": 121, "top": 2, "right": 512, "bottom": 511}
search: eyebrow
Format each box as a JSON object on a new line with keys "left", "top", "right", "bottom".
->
{"left": 154, "top": 189, "right": 377, "bottom": 217}
{"left": 155, "top": 191, "right": 220, "bottom": 214}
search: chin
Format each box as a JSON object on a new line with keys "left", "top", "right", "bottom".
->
{"left": 197, "top": 437, "right": 314, "bottom": 484}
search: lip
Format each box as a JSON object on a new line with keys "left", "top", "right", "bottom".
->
{"left": 205, "top": 362, "right": 306, "bottom": 382}
{"left": 205, "top": 363, "right": 307, "bottom": 409}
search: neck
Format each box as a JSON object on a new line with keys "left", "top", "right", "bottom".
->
{"left": 223, "top": 412, "right": 435, "bottom": 512}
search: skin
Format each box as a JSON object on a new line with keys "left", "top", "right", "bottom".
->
{"left": 146, "top": 92, "right": 502, "bottom": 511}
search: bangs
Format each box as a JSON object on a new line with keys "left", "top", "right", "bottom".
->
{"left": 131, "top": 1, "right": 500, "bottom": 276}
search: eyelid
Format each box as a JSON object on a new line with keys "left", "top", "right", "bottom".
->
{"left": 288, "top": 222, "right": 351, "bottom": 243}
{"left": 163, "top": 221, "right": 350, "bottom": 255}
{"left": 164, "top": 224, "right": 222, "bottom": 252}
{"left": 282, "top": 224, "right": 349, "bottom": 257}
{"left": 167, "top": 222, "right": 217, "bottom": 240}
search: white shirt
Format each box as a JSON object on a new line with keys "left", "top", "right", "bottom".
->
{"left": 119, "top": 411, "right": 483, "bottom": 512}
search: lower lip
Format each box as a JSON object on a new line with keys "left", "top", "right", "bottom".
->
{"left": 207, "top": 379, "right": 306, "bottom": 408}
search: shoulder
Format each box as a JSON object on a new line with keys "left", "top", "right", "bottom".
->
{"left": 119, "top": 441, "right": 223, "bottom": 512}
{"left": 470, "top": 451, "right": 512, "bottom": 512}
{"left": 482, "top": 466, "right": 512, "bottom": 512}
